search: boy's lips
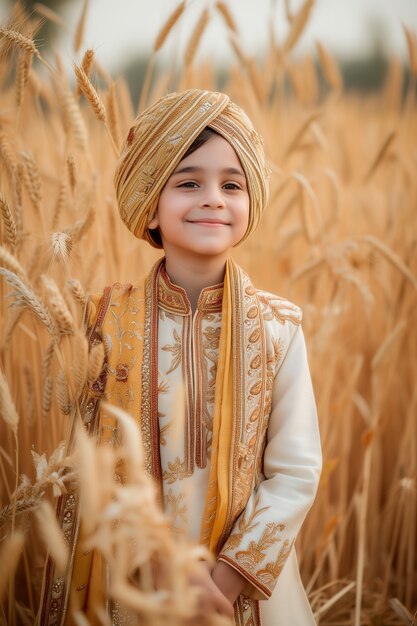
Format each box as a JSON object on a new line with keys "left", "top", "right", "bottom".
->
{"left": 188, "top": 218, "right": 229, "bottom": 225}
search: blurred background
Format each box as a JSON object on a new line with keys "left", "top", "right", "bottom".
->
{"left": 1, "top": 0, "right": 417, "bottom": 103}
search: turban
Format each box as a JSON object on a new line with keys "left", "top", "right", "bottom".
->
{"left": 114, "top": 89, "right": 269, "bottom": 248}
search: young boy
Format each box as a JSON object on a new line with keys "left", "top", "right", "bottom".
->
{"left": 41, "top": 89, "right": 322, "bottom": 626}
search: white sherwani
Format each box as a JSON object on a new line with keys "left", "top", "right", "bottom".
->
{"left": 156, "top": 267, "right": 322, "bottom": 626}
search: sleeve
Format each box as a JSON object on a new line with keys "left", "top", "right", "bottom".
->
{"left": 217, "top": 324, "right": 322, "bottom": 599}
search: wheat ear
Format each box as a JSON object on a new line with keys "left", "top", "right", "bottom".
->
{"left": 50, "top": 232, "right": 73, "bottom": 266}
{"left": 0, "top": 368, "right": 19, "bottom": 433}
{"left": 154, "top": 1, "right": 186, "bottom": 52}
{"left": 215, "top": 2, "right": 237, "bottom": 34}
{"left": 363, "top": 131, "right": 396, "bottom": 182}
{"left": 0, "top": 531, "right": 25, "bottom": 602}
{"left": 67, "top": 278, "right": 87, "bottom": 305}
{"left": 73, "top": 0, "right": 89, "bottom": 53}
{"left": 184, "top": 8, "right": 210, "bottom": 68}
{"left": 35, "top": 501, "right": 69, "bottom": 574}
{"left": 15, "top": 49, "right": 34, "bottom": 109}
{"left": 0, "top": 268, "right": 57, "bottom": 337}
{"left": 33, "top": 3, "right": 66, "bottom": 28}
{"left": 0, "top": 194, "right": 17, "bottom": 250}
{"left": 0, "top": 26, "right": 39, "bottom": 56}
{"left": 316, "top": 41, "right": 342, "bottom": 90}
{"left": 56, "top": 370, "right": 71, "bottom": 415}
{"left": 0, "top": 246, "right": 27, "bottom": 281}
{"left": 282, "top": 0, "right": 314, "bottom": 53}
{"left": 74, "top": 64, "right": 107, "bottom": 122}
{"left": 41, "top": 275, "right": 75, "bottom": 336}
{"left": 87, "top": 342, "right": 105, "bottom": 385}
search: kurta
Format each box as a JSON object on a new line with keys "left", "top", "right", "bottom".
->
{"left": 39, "top": 259, "right": 321, "bottom": 626}
{"left": 155, "top": 265, "right": 321, "bottom": 625}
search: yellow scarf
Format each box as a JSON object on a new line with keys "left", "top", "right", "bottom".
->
{"left": 40, "top": 257, "right": 265, "bottom": 625}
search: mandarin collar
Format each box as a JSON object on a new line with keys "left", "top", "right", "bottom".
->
{"left": 157, "top": 263, "right": 224, "bottom": 315}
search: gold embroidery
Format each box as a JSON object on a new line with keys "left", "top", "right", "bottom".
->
{"left": 162, "top": 457, "right": 192, "bottom": 484}
{"left": 256, "top": 538, "right": 294, "bottom": 589}
{"left": 162, "top": 328, "right": 182, "bottom": 374}
{"left": 159, "top": 422, "right": 170, "bottom": 446}
{"left": 258, "top": 293, "right": 301, "bottom": 325}
{"left": 223, "top": 497, "right": 268, "bottom": 550}
{"left": 164, "top": 489, "right": 187, "bottom": 528}
{"left": 235, "top": 522, "right": 282, "bottom": 568}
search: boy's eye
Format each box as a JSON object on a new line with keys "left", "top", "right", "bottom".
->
{"left": 178, "top": 181, "right": 199, "bottom": 188}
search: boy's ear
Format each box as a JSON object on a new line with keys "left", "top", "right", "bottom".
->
{"left": 148, "top": 213, "right": 159, "bottom": 229}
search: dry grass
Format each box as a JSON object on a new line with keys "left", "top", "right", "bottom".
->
{"left": 0, "top": 2, "right": 416, "bottom": 625}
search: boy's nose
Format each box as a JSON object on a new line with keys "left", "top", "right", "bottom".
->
{"left": 201, "top": 185, "right": 226, "bottom": 208}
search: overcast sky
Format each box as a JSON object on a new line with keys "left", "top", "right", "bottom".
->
{"left": 2, "top": 0, "right": 417, "bottom": 71}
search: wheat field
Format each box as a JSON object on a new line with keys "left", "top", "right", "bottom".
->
{"left": 0, "top": 1, "right": 416, "bottom": 625}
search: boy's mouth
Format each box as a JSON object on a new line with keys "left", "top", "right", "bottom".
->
{"left": 188, "top": 218, "right": 229, "bottom": 225}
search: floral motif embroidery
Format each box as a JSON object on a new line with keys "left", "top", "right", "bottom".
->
{"left": 162, "top": 457, "right": 192, "bottom": 484}
{"left": 164, "top": 489, "right": 187, "bottom": 528}
{"left": 162, "top": 328, "right": 182, "bottom": 374}
{"left": 258, "top": 293, "right": 301, "bottom": 326}
{"left": 256, "top": 539, "right": 294, "bottom": 588}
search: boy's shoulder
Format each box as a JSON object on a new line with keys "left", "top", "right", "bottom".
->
{"left": 254, "top": 288, "right": 302, "bottom": 327}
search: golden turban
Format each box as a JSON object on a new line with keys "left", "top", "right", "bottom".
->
{"left": 114, "top": 89, "right": 269, "bottom": 248}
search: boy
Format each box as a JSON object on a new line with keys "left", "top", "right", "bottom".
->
{"left": 41, "top": 89, "right": 322, "bottom": 626}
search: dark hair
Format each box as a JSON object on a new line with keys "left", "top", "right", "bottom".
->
{"left": 182, "top": 127, "right": 220, "bottom": 159}
{"left": 148, "top": 127, "right": 220, "bottom": 247}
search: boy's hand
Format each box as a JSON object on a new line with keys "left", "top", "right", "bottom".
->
{"left": 211, "top": 560, "right": 246, "bottom": 606}
{"left": 185, "top": 560, "right": 235, "bottom": 622}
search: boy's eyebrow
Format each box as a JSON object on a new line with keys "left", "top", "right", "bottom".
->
{"left": 172, "top": 165, "right": 245, "bottom": 177}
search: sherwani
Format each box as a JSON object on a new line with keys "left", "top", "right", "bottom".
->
{"left": 39, "top": 260, "right": 321, "bottom": 626}
{"left": 156, "top": 266, "right": 322, "bottom": 625}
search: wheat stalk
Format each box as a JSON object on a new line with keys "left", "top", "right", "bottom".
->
{"left": 35, "top": 501, "right": 69, "bottom": 574}
{"left": 20, "top": 151, "right": 43, "bottom": 209}
{"left": 67, "top": 278, "right": 87, "bottom": 305}
{"left": 0, "top": 498, "right": 40, "bottom": 528}
{"left": 184, "top": 8, "right": 210, "bottom": 68}
{"left": 33, "top": 3, "right": 66, "bottom": 28}
{"left": 282, "top": 0, "right": 314, "bottom": 53}
{"left": 0, "top": 132, "right": 17, "bottom": 180}
{"left": 87, "top": 342, "right": 105, "bottom": 385}
{"left": 154, "top": 1, "right": 186, "bottom": 52}
{"left": 50, "top": 231, "right": 73, "bottom": 266}
{"left": 72, "top": 330, "right": 88, "bottom": 396}
{"left": 403, "top": 25, "right": 417, "bottom": 76}
{"left": 42, "top": 374, "right": 53, "bottom": 422}
{"left": 74, "top": 64, "right": 107, "bottom": 123}
{"left": 363, "top": 130, "right": 396, "bottom": 182}
{"left": 316, "top": 41, "right": 342, "bottom": 91}
{"left": 0, "top": 531, "right": 25, "bottom": 603}
{"left": 0, "top": 193, "right": 17, "bottom": 250}
{"left": 107, "top": 81, "right": 121, "bottom": 148}
{"left": 15, "top": 49, "right": 34, "bottom": 109}
{"left": 58, "top": 86, "right": 89, "bottom": 151}
{"left": 67, "top": 154, "right": 77, "bottom": 192}
{"left": 41, "top": 275, "right": 75, "bottom": 336}
{"left": 81, "top": 47, "right": 94, "bottom": 76}
{"left": 0, "top": 368, "right": 19, "bottom": 433}
{"left": 0, "top": 26, "right": 39, "bottom": 57}
{"left": 73, "top": 0, "right": 89, "bottom": 53}
{"left": 0, "top": 268, "right": 57, "bottom": 337}
{"left": 0, "top": 246, "right": 27, "bottom": 281}
{"left": 51, "top": 179, "right": 67, "bottom": 229}
{"left": 56, "top": 369, "right": 71, "bottom": 415}
{"left": 215, "top": 2, "right": 237, "bottom": 34}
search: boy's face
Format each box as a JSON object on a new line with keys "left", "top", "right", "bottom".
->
{"left": 148, "top": 135, "right": 250, "bottom": 263}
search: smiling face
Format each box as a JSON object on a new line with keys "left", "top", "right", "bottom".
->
{"left": 148, "top": 134, "right": 250, "bottom": 268}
